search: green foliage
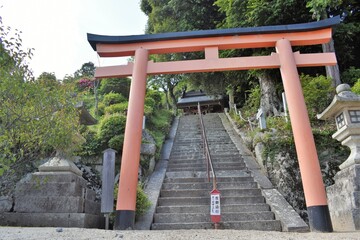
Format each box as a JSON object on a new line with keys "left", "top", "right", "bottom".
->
{"left": 0, "top": 21, "right": 81, "bottom": 175}
{"left": 98, "top": 78, "right": 131, "bottom": 98}
{"left": 135, "top": 184, "right": 152, "bottom": 218}
{"left": 146, "top": 89, "right": 162, "bottom": 106}
{"left": 108, "top": 135, "right": 125, "bottom": 152}
{"left": 342, "top": 67, "right": 360, "bottom": 86}
{"left": 145, "top": 97, "right": 156, "bottom": 109}
{"left": 97, "top": 102, "right": 106, "bottom": 116}
{"left": 300, "top": 74, "right": 334, "bottom": 119}
{"left": 98, "top": 114, "right": 126, "bottom": 145}
{"left": 114, "top": 183, "right": 151, "bottom": 219}
{"left": 147, "top": 108, "right": 173, "bottom": 156}
{"left": 74, "top": 62, "right": 95, "bottom": 78}
{"left": 76, "top": 129, "right": 101, "bottom": 156}
{"left": 351, "top": 79, "right": 360, "bottom": 94}
{"left": 104, "top": 102, "right": 128, "bottom": 115}
{"left": 102, "top": 92, "right": 126, "bottom": 106}
{"left": 241, "top": 84, "right": 261, "bottom": 117}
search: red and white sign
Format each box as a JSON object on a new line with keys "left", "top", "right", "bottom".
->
{"left": 210, "top": 189, "right": 221, "bottom": 223}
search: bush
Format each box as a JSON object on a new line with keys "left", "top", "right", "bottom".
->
{"left": 144, "top": 105, "right": 154, "bottom": 116}
{"left": 98, "top": 114, "right": 126, "bottom": 144}
{"left": 146, "top": 90, "right": 162, "bottom": 107}
{"left": 108, "top": 134, "right": 124, "bottom": 151}
{"left": 135, "top": 184, "right": 151, "bottom": 218}
{"left": 77, "top": 78, "right": 93, "bottom": 92}
{"left": 103, "top": 92, "right": 126, "bottom": 106}
{"left": 113, "top": 183, "right": 151, "bottom": 220}
{"left": 77, "top": 129, "right": 101, "bottom": 156}
{"left": 241, "top": 84, "right": 261, "bottom": 118}
{"left": 300, "top": 74, "right": 334, "bottom": 120}
{"left": 342, "top": 67, "right": 360, "bottom": 86}
{"left": 99, "top": 78, "right": 131, "bottom": 98}
{"left": 97, "top": 102, "right": 106, "bottom": 116}
{"left": 145, "top": 97, "right": 156, "bottom": 109}
{"left": 104, "top": 102, "right": 128, "bottom": 115}
{"left": 351, "top": 79, "right": 360, "bottom": 95}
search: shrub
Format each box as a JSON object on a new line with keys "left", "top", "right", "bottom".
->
{"left": 97, "top": 102, "right": 106, "bottom": 117}
{"left": 104, "top": 102, "right": 128, "bottom": 115}
{"left": 77, "top": 129, "right": 101, "bottom": 156}
{"left": 108, "top": 134, "right": 124, "bottom": 152}
{"left": 113, "top": 183, "right": 151, "bottom": 220}
{"left": 144, "top": 105, "right": 154, "bottom": 116}
{"left": 103, "top": 92, "right": 125, "bottom": 106}
{"left": 77, "top": 78, "right": 93, "bottom": 91}
{"left": 146, "top": 90, "right": 162, "bottom": 107}
{"left": 99, "top": 78, "right": 131, "bottom": 98}
{"left": 300, "top": 74, "right": 334, "bottom": 120}
{"left": 342, "top": 67, "right": 360, "bottom": 86}
{"left": 135, "top": 184, "right": 151, "bottom": 219}
{"left": 145, "top": 97, "right": 156, "bottom": 109}
{"left": 241, "top": 84, "right": 261, "bottom": 118}
{"left": 351, "top": 79, "right": 360, "bottom": 95}
{"left": 98, "top": 114, "right": 126, "bottom": 144}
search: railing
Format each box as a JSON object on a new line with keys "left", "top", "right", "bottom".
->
{"left": 197, "top": 103, "right": 217, "bottom": 190}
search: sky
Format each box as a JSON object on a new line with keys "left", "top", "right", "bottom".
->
{"left": 0, "top": 0, "right": 148, "bottom": 79}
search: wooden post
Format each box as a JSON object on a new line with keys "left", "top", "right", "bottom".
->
{"left": 101, "top": 148, "right": 116, "bottom": 230}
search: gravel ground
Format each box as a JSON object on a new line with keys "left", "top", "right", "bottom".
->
{"left": 0, "top": 228, "right": 360, "bottom": 240}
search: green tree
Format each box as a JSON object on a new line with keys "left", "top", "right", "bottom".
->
{"left": 141, "top": 0, "right": 225, "bottom": 109}
{"left": 74, "top": 62, "right": 96, "bottom": 78}
{"left": 0, "top": 20, "right": 80, "bottom": 175}
{"left": 306, "top": 0, "right": 360, "bottom": 86}
{"left": 215, "top": 0, "right": 313, "bottom": 115}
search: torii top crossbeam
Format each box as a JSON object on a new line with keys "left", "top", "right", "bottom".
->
{"left": 88, "top": 16, "right": 340, "bottom": 78}
{"left": 87, "top": 16, "right": 340, "bottom": 232}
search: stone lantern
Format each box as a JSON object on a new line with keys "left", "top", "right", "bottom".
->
{"left": 318, "top": 84, "right": 360, "bottom": 170}
{"left": 317, "top": 83, "right": 360, "bottom": 231}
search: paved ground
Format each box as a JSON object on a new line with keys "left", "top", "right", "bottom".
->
{"left": 0, "top": 228, "right": 359, "bottom": 240}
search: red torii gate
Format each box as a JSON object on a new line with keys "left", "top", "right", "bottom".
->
{"left": 88, "top": 16, "right": 340, "bottom": 232}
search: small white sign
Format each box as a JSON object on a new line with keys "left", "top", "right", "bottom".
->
{"left": 210, "top": 193, "right": 221, "bottom": 215}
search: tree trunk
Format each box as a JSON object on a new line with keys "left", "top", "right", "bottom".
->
{"left": 322, "top": 40, "right": 341, "bottom": 87}
{"left": 228, "top": 89, "right": 235, "bottom": 110}
{"left": 168, "top": 84, "right": 177, "bottom": 112}
{"left": 258, "top": 72, "right": 281, "bottom": 116}
{"left": 164, "top": 90, "right": 170, "bottom": 110}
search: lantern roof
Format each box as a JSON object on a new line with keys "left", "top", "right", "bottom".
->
{"left": 317, "top": 84, "right": 360, "bottom": 120}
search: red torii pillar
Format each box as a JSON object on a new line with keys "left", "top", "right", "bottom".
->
{"left": 88, "top": 16, "right": 340, "bottom": 231}
{"left": 114, "top": 48, "right": 149, "bottom": 228}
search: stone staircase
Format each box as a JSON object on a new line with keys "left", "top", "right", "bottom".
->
{"left": 151, "top": 113, "right": 282, "bottom": 230}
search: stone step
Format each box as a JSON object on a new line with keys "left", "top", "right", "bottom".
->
{"left": 151, "top": 220, "right": 282, "bottom": 231}
{"left": 170, "top": 153, "right": 242, "bottom": 160}
{"left": 154, "top": 211, "right": 275, "bottom": 224}
{"left": 168, "top": 159, "right": 244, "bottom": 166}
{"left": 160, "top": 188, "right": 261, "bottom": 198}
{"left": 165, "top": 170, "right": 251, "bottom": 179}
{"left": 174, "top": 138, "right": 231, "bottom": 142}
{"left": 163, "top": 176, "right": 254, "bottom": 184}
{"left": 167, "top": 162, "right": 245, "bottom": 169}
{"left": 161, "top": 181, "right": 257, "bottom": 190}
{"left": 169, "top": 155, "right": 243, "bottom": 162}
{"left": 157, "top": 196, "right": 265, "bottom": 206}
{"left": 156, "top": 203, "right": 270, "bottom": 213}
{"left": 166, "top": 165, "right": 247, "bottom": 172}
{"left": 170, "top": 147, "right": 239, "bottom": 154}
